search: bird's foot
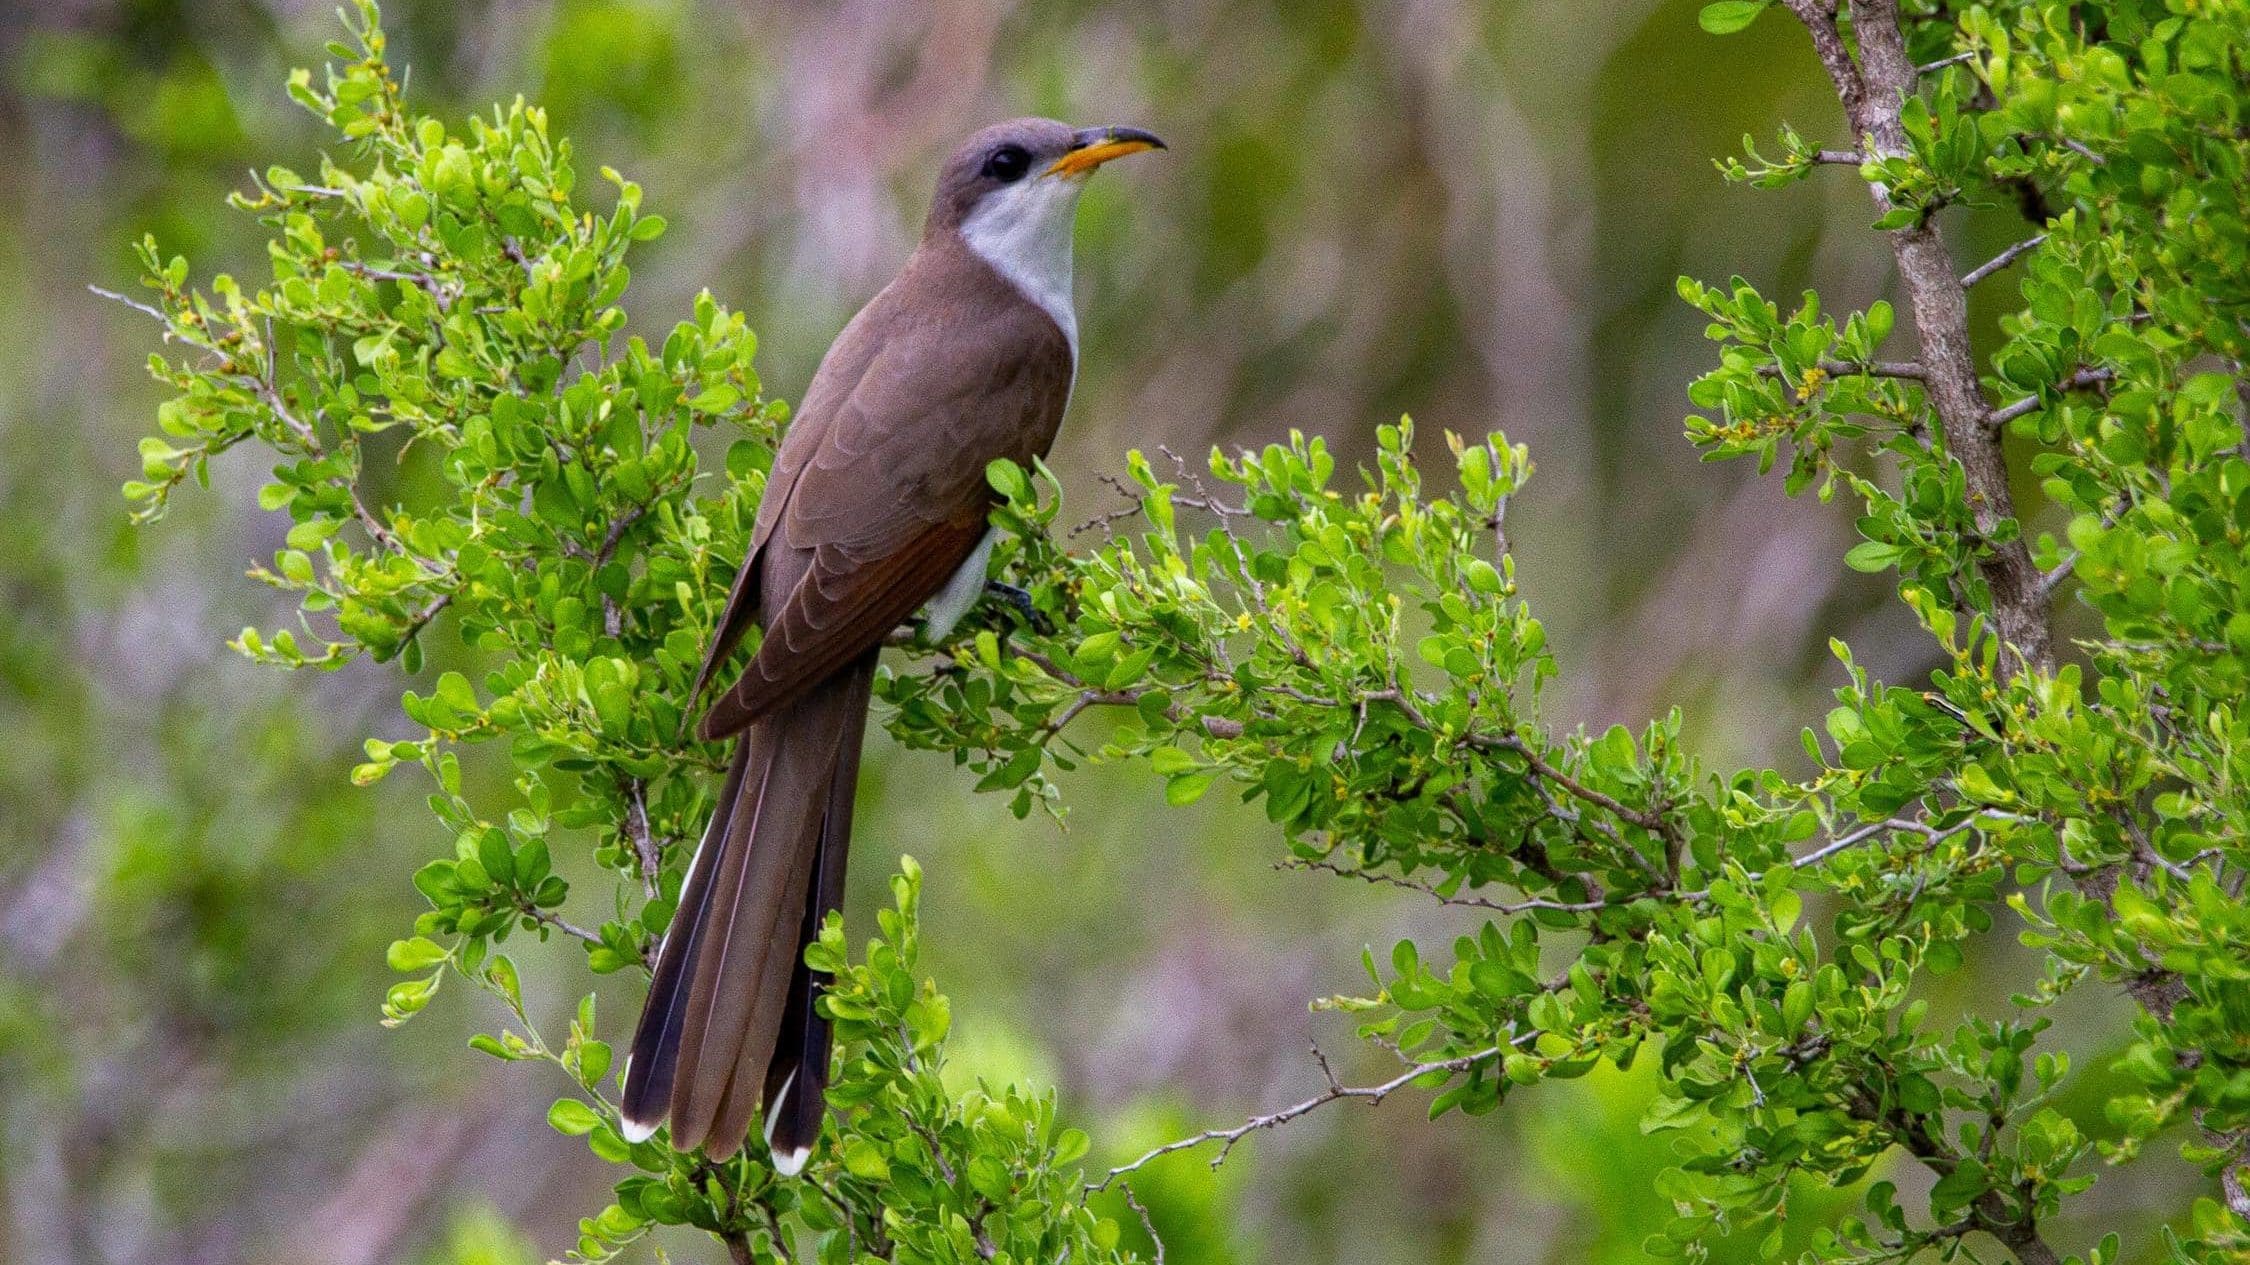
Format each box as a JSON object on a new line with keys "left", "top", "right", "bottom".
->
{"left": 984, "top": 580, "right": 1053, "bottom": 635}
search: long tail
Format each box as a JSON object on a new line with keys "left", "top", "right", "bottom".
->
{"left": 620, "top": 652, "right": 875, "bottom": 1166}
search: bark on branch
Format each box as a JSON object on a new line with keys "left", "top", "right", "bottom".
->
{"left": 1790, "top": 0, "right": 2055, "bottom": 676}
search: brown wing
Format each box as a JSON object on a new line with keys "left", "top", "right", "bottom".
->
{"left": 696, "top": 245, "right": 1074, "bottom": 741}
{"left": 683, "top": 282, "right": 890, "bottom": 712}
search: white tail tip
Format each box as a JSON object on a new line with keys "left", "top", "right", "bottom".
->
{"left": 619, "top": 1115, "right": 659, "bottom": 1144}
{"left": 762, "top": 1068, "right": 803, "bottom": 1175}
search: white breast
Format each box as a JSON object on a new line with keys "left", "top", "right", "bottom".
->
{"left": 958, "top": 175, "right": 1086, "bottom": 358}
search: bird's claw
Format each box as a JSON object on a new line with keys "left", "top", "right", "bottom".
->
{"left": 984, "top": 580, "right": 1053, "bottom": 635}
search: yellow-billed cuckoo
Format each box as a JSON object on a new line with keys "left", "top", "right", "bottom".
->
{"left": 621, "top": 118, "right": 1163, "bottom": 1168}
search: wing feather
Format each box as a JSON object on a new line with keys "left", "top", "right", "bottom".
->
{"left": 695, "top": 247, "right": 1074, "bottom": 742}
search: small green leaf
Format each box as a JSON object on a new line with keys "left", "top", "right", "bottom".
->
{"left": 386, "top": 936, "right": 448, "bottom": 972}
{"left": 1698, "top": 1, "right": 1768, "bottom": 34}
{"left": 547, "top": 1098, "right": 602, "bottom": 1136}
{"left": 841, "top": 1136, "right": 891, "bottom": 1181}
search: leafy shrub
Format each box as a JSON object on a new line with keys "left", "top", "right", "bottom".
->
{"left": 118, "top": 2, "right": 2250, "bottom": 1261}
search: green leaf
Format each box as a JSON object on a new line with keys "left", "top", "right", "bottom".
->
{"left": 1698, "top": 1, "right": 1768, "bottom": 34}
{"left": 385, "top": 936, "right": 448, "bottom": 972}
{"left": 1843, "top": 540, "right": 1901, "bottom": 572}
{"left": 1165, "top": 771, "right": 1218, "bottom": 805}
{"left": 547, "top": 1098, "right": 602, "bottom": 1136}
{"left": 1149, "top": 745, "right": 1197, "bottom": 775}
{"left": 841, "top": 1136, "right": 891, "bottom": 1181}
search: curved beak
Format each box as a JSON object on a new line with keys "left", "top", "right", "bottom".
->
{"left": 1047, "top": 125, "right": 1167, "bottom": 178}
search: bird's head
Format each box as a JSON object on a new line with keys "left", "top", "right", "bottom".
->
{"left": 925, "top": 117, "right": 1164, "bottom": 241}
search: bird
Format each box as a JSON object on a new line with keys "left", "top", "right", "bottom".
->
{"left": 620, "top": 118, "right": 1164, "bottom": 1170}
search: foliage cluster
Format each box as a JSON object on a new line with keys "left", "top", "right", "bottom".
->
{"left": 120, "top": 2, "right": 2249, "bottom": 1262}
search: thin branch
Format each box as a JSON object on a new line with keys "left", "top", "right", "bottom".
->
{"left": 398, "top": 591, "right": 454, "bottom": 651}
{"left": 514, "top": 898, "right": 604, "bottom": 951}
{"left": 88, "top": 283, "right": 169, "bottom": 325}
{"left": 1985, "top": 366, "right": 2115, "bottom": 430}
{"left": 623, "top": 778, "right": 661, "bottom": 900}
{"left": 1282, "top": 858, "right": 1610, "bottom": 913}
{"left": 593, "top": 502, "right": 648, "bottom": 569}
{"left": 1013, "top": 645, "right": 1248, "bottom": 740}
{"left": 1120, "top": 1184, "right": 1165, "bottom": 1265}
{"left": 1813, "top": 148, "right": 1868, "bottom": 166}
{"left": 1091, "top": 1037, "right": 1528, "bottom": 1191}
{"left": 349, "top": 485, "right": 401, "bottom": 551}
{"left": 1669, "top": 812, "right": 2010, "bottom": 902}
{"left": 1961, "top": 233, "right": 2048, "bottom": 289}
{"left": 1469, "top": 731, "right": 1673, "bottom": 840}
{"left": 907, "top": 1115, "right": 998, "bottom": 1259}
{"left": 336, "top": 259, "right": 460, "bottom": 317}
{"left": 1758, "top": 358, "right": 1926, "bottom": 381}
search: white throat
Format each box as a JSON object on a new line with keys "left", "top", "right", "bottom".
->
{"left": 958, "top": 175, "right": 1086, "bottom": 357}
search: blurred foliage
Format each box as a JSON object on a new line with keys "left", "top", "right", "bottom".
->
{"left": 113, "top": 12, "right": 1142, "bottom": 1259}
{"left": 14, "top": 0, "right": 2250, "bottom": 1263}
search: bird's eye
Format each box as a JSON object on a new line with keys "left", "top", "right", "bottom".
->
{"left": 982, "top": 144, "right": 1032, "bottom": 183}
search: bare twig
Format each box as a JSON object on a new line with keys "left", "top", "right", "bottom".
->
{"left": 1282, "top": 858, "right": 1610, "bottom": 913}
{"left": 1985, "top": 366, "right": 2115, "bottom": 430}
{"left": 1669, "top": 812, "right": 2012, "bottom": 902}
{"left": 349, "top": 485, "right": 401, "bottom": 552}
{"left": 88, "top": 283, "right": 171, "bottom": 325}
{"left": 1091, "top": 1036, "right": 1528, "bottom": 1191}
{"left": 1758, "top": 358, "right": 1926, "bottom": 381}
{"left": 623, "top": 778, "right": 661, "bottom": 899}
{"left": 1960, "top": 233, "right": 2048, "bottom": 289}
{"left": 1012, "top": 645, "right": 1248, "bottom": 740}
{"left": 338, "top": 260, "right": 456, "bottom": 311}
{"left": 513, "top": 898, "right": 604, "bottom": 951}
{"left": 1121, "top": 1184, "right": 1165, "bottom": 1265}
{"left": 398, "top": 591, "right": 453, "bottom": 651}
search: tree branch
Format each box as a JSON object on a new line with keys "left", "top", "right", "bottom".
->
{"left": 1781, "top": 1, "right": 1867, "bottom": 121}
{"left": 1121, "top": 1184, "right": 1166, "bottom": 1265}
{"left": 1788, "top": 0, "right": 2054, "bottom": 676}
{"left": 1960, "top": 233, "right": 2048, "bottom": 289}
{"left": 1985, "top": 366, "right": 2114, "bottom": 431}
{"left": 1758, "top": 358, "right": 1926, "bottom": 381}
{"left": 1282, "top": 858, "right": 1611, "bottom": 913}
{"left": 398, "top": 590, "right": 453, "bottom": 651}
{"left": 513, "top": 898, "right": 604, "bottom": 951}
{"left": 1090, "top": 1037, "right": 1528, "bottom": 1191}
{"left": 622, "top": 777, "right": 661, "bottom": 899}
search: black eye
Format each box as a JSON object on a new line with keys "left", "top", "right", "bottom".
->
{"left": 982, "top": 144, "right": 1031, "bottom": 183}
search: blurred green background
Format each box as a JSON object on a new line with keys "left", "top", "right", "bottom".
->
{"left": 0, "top": 2, "right": 2178, "bottom": 1262}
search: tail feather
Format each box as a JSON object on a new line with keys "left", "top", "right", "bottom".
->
{"left": 621, "top": 740, "right": 750, "bottom": 1139}
{"left": 619, "top": 653, "right": 876, "bottom": 1164}
{"left": 759, "top": 665, "right": 870, "bottom": 1169}
{"left": 669, "top": 733, "right": 815, "bottom": 1153}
